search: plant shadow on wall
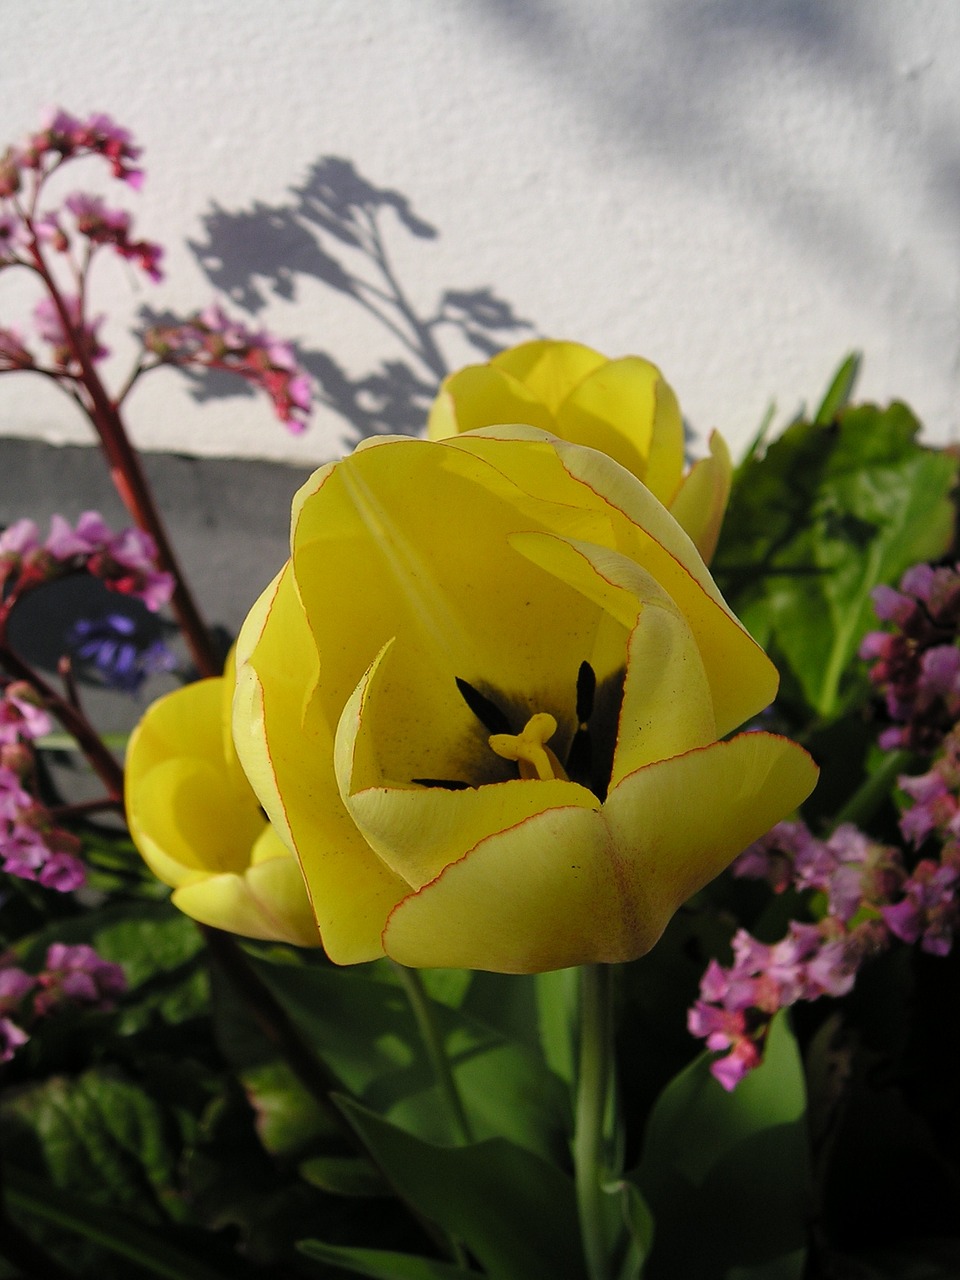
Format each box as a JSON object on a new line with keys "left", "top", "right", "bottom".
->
{"left": 140, "top": 157, "right": 535, "bottom": 448}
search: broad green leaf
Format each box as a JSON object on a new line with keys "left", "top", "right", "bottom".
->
{"left": 335, "top": 1095, "right": 587, "bottom": 1280}
{"left": 1, "top": 1069, "right": 186, "bottom": 1224}
{"left": 299, "top": 1240, "right": 473, "bottom": 1279}
{"left": 715, "top": 400, "right": 958, "bottom": 721}
{"left": 535, "top": 966, "right": 580, "bottom": 1087}
{"left": 218, "top": 954, "right": 568, "bottom": 1160}
{"left": 299, "top": 1154, "right": 390, "bottom": 1197}
{"left": 4, "top": 1163, "right": 235, "bottom": 1280}
{"left": 635, "top": 1013, "right": 810, "bottom": 1280}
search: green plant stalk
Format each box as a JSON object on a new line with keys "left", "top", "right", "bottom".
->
{"left": 394, "top": 963, "right": 475, "bottom": 1145}
{"left": 833, "top": 747, "right": 914, "bottom": 829}
{"left": 574, "top": 963, "right": 617, "bottom": 1280}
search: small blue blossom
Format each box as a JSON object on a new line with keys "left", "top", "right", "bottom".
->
{"left": 67, "top": 613, "right": 177, "bottom": 694}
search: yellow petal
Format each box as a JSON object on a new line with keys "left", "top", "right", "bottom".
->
{"left": 553, "top": 356, "right": 685, "bottom": 501}
{"left": 234, "top": 562, "right": 411, "bottom": 965}
{"left": 506, "top": 532, "right": 716, "bottom": 782}
{"left": 601, "top": 731, "right": 819, "bottom": 925}
{"left": 491, "top": 339, "right": 607, "bottom": 413}
{"left": 382, "top": 733, "right": 817, "bottom": 972}
{"left": 545, "top": 434, "right": 778, "bottom": 735}
{"left": 172, "top": 840, "right": 319, "bottom": 947}
{"left": 667, "top": 429, "right": 733, "bottom": 564}
{"left": 427, "top": 365, "right": 555, "bottom": 438}
{"left": 126, "top": 680, "right": 264, "bottom": 888}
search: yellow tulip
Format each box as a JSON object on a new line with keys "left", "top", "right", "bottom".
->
{"left": 428, "top": 339, "right": 732, "bottom": 563}
{"left": 231, "top": 427, "right": 816, "bottom": 973}
{"left": 125, "top": 654, "right": 320, "bottom": 947}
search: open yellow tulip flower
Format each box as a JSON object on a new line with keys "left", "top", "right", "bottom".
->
{"left": 232, "top": 427, "right": 817, "bottom": 973}
{"left": 125, "top": 655, "right": 320, "bottom": 947}
{"left": 428, "top": 339, "right": 732, "bottom": 563}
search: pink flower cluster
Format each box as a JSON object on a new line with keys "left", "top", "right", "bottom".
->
{"left": 0, "top": 680, "right": 85, "bottom": 893}
{"left": 4, "top": 108, "right": 144, "bottom": 190}
{"left": 31, "top": 294, "right": 109, "bottom": 370}
{"left": 144, "top": 305, "right": 312, "bottom": 432}
{"left": 860, "top": 563, "right": 960, "bottom": 752}
{"left": 689, "top": 814, "right": 960, "bottom": 1089}
{"left": 25, "top": 192, "right": 164, "bottom": 285}
{"left": 0, "top": 510, "right": 173, "bottom": 612}
{"left": 0, "top": 943, "right": 125, "bottom": 1063}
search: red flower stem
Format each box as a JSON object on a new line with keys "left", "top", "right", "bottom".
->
{"left": 0, "top": 641, "right": 124, "bottom": 803}
{"left": 27, "top": 246, "right": 220, "bottom": 678}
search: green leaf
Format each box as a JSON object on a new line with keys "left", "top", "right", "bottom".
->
{"left": 335, "top": 1095, "right": 587, "bottom": 1280}
{"left": 813, "top": 352, "right": 861, "bottom": 424}
{"left": 635, "top": 1013, "right": 810, "bottom": 1280}
{"left": 606, "top": 1177, "right": 655, "bottom": 1280}
{"left": 1, "top": 1069, "right": 186, "bottom": 1224}
{"left": 219, "top": 955, "right": 568, "bottom": 1160}
{"left": 4, "top": 1163, "right": 235, "bottom": 1280}
{"left": 535, "top": 966, "right": 580, "bottom": 1087}
{"left": 299, "top": 1154, "right": 390, "bottom": 1197}
{"left": 299, "top": 1240, "right": 473, "bottom": 1279}
{"left": 715, "top": 400, "right": 958, "bottom": 722}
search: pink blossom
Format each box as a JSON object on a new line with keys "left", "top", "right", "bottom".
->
{"left": 3, "top": 511, "right": 173, "bottom": 611}
{"left": 33, "top": 294, "right": 109, "bottom": 366}
{"left": 0, "top": 1016, "right": 28, "bottom": 1063}
{"left": 34, "top": 943, "right": 126, "bottom": 1016}
{"left": 144, "top": 307, "right": 313, "bottom": 432}
{"left": 0, "top": 682, "right": 53, "bottom": 745}
{"left": 0, "top": 518, "right": 41, "bottom": 558}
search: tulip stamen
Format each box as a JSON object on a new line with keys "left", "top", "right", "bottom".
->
{"left": 455, "top": 677, "right": 512, "bottom": 735}
{"left": 566, "top": 660, "right": 595, "bottom": 786}
{"left": 489, "top": 712, "right": 570, "bottom": 783}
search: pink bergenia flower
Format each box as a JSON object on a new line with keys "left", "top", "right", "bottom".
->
{"left": 144, "top": 307, "right": 313, "bottom": 432}
{"left": 0, "top": 1015, "right": 29, "bottom": 1062}
{"left": 861, "top": 563, "right": 960, "bottom": 753}
{"left": 693, "top": 811, "right": 957, "bottom": 1089}
{"left": 2, "top": 511, "right": 173, "bottom": 611}
{"left": 20, "top": 109, "right": 144, "bottom": 187}
{"left": 0, "top": 682, "right": 53, "bottom": 745}
{"left": 33, "top": 295, "right": 109, "bottom": 367}
{"left": 33, "top": 943, "right": 126, "bottom": 1017}
{"left": 62, "top": 192, "right": 163, "bottom": 281}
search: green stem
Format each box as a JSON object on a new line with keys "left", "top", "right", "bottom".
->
{"left": 574, "top": 963, "right": 616, "bottom": 1280}
{"left": 394, "top": 963, "right": 474, "bottom": 1145}
{"left": 833, "top": 748, "right": 914, "bottom": 829}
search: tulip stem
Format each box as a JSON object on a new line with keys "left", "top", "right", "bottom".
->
{"left": 394, "top": 964, "right": 475, "bottom": 1145}
{"left": 574, "top": 962, "right": 618, "bottom": 1280}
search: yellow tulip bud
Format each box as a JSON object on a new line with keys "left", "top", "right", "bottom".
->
{"left": 428, "top": 339, "right": 732, "bottom": 562}
{"left": 125, "top": 652, "right": 320, "bottom": 948}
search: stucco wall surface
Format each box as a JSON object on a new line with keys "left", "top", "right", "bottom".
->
{"left": 0, "top": 1, "right": 958, "bottom": 465}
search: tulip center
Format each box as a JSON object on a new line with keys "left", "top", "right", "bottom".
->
{"left": 412, "top": 661, "right": 623, "bottom": 800}
{"left": 488, "top": 713, "right": 570, "bottom": 782}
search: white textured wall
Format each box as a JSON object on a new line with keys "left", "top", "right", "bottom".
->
{"left": 1, "top": 1, "right": 958, "bottom": 465}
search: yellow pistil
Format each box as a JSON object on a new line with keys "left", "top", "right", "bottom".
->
{"left": 489, "top": 712, "right": 569, "bottom": 782}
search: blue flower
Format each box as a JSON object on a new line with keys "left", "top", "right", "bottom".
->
{"left": 67, "top": 613, "right": 177, "bottom": 694}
